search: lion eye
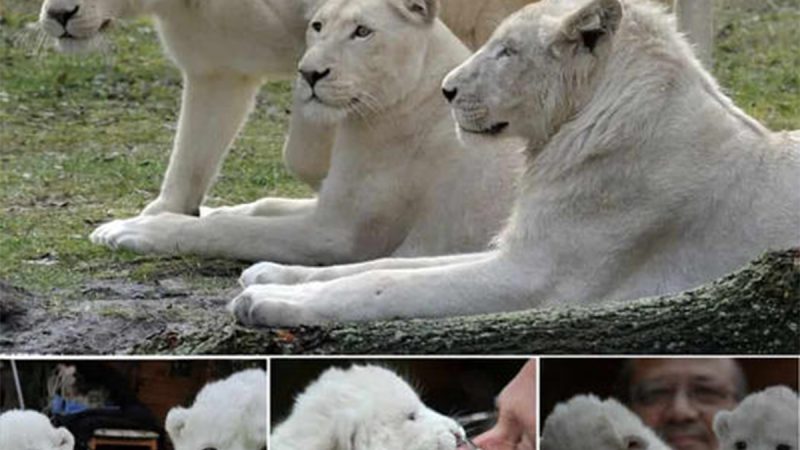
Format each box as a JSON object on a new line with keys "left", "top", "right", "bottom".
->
{"left": 776, "top": 445, "right": 791, "bottom": 450}
{"left": 311, "top": 21, "right": 322, "bottom": 32}
{"left": 352, "top": 25, "right": 373, "bottom": 39}
{"left": 407, "top": 412, "right": 417, "bottom": 421}
{"left": 497, "top": 46, "right": 517, "bottom": 59}
{"left": 735, "top": 442, "right": 747, "bottom": 450}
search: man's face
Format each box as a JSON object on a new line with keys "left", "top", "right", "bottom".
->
{"left": 629, "top": 359, "right": 741, "bottom": 450}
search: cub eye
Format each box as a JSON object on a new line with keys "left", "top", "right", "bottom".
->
{"left": 202, "top": 447, "right": 218, "bottom": 450}
{"left": 497, "top": 46, "right": 517, "bottom": 58}
{"left": 311, "top": 21, "right": 322, "bottom": 32}
{"left": 352, "top": 25, "right": 373, "bottom": 39}
{"left": 735, "top": 441, "right": 747, "bottom": 450}
{"left": 776, "top": 445, "right": 791, "bottom": 450}
{"left": 407, "top": 412, "right": 417, "bottom": 421}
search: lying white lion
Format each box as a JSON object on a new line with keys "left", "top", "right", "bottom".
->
{"left": 0, "top": 410, "right": 74, "bottom": 450}
{"left": 38, "top": 0, "right": 707, "bottom": 220}
{"left": 714, "top": 386, "right": 799, "bottom": 450}
{"left": 89, "top": 0, "right": 523, "bottom": 265}
{"left": 229, "top": 0, "right": 800, "bottom": 326}
{"left": 271, "top": 365, "right": 467, "bottom": 450}
{"left": 166, "top": 368, "right": 267, "bottom": 450}
{"left": 541, "top": 395, "right": 669, "bottom": 450}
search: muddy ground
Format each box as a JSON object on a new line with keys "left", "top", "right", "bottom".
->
{"left": 2, "top": 249, "right": 798, "bottom": 355}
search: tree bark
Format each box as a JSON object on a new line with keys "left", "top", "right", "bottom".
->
{"left": 133, "top": 248, "right": 800, "bottom": 355}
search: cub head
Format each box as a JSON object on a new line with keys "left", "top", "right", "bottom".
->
{"left": 442, "top": 0, "right": 623, "bottom": 145}
{"left": 166, "top": 369, "right": 267, "bottom": 450}
{"left": 275, "top": 365, "right": 466, "bottom": 450}
{"left": 38, "top": 0, "right": 115, "bottom": 52}
{"left": 0, "top": 410, "right": 75, "bottom": 450}
{"left": 714, "top": 386, "right": 799, "bottom": 450}
{"left": 541, "top": 395, "right": 668, "bottom": 450}
{"left": 296, "top": 0, "right": 440, "bottom": 123}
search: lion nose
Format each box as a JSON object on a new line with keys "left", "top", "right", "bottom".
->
{"left": 300, "top": 68, "right": 331, "bottom": 88}
{"left": 47, "top": 5, "right": 80, "bottom": 26}
{"left": 442, "top": 87, "right": 458, "bottom": 103}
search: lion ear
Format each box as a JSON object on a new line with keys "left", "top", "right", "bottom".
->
{"left": 56, "top": 427, "right": 75, "bottom": 450}
{"left": 560, "top": 0, "right": 623, "bottom": 53}
{"left": 165, "top": 407, "right": 189, "bottom": 441}
{"left": 393, "top": 0, "right": 439, "bottom": 25}
{"left": 713, "top": 411, "right": 732, "bottom": 440}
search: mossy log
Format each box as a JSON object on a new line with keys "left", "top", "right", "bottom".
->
{"left": 132, "top": 249, "right": 800, "bottom": 355}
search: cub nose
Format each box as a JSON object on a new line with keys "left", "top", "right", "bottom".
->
{"left": 47, "top": 5, "right": 80, "bottom": 26}
{"left": 299, "top": 68, "right": 331, "bottom": 88}
{"left": 442, "top": 87, "right": 458, "bottom": 103}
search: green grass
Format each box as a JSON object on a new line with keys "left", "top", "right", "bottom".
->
{"left": 0, "top": 0, "right": 798, "bottom": 297}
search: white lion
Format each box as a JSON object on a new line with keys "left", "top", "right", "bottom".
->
{"left": 38, "top": 0, "right": 708, "bottom": 220}
{"left": 88, "top": 0, "right": 523, "bottom": 267}
{"left": 541, "top": 395, "right": 669, "bottom": 450}
{"left": 271, "top": 365, "right": 467, "bottom": 450}
{"left": 714, "top": 386, "right": 799, "bottom": 450}
{"left": 165, "top": 368, "right": 267, "bottom": 450}
{"left": 229, "top": 0, "right": 800, "bottom": 326}
{"left": 0, "top": 410, "right": 75, "bottom": 450}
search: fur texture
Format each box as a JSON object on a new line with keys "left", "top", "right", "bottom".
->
{"left": 165, "top": 369, "right": 267, "bottom": 450}
{"left": 229, "top": 0, "right": 799, "bottom": 326}
{"left": 271, "top": 365, "right": 466, "bottom": 450}
{"left": 541, "top": 395, "right": 670, "bottom": 450}
{"left": 714, "top": 386, "right": 799, "bottom": 450}
{"left": 89, "top": 0, "right": 523, "bottom": 270}
{"left": 0, "top": 410, "right": 75, "bottom": 450}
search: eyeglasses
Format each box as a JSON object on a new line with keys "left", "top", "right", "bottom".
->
{"left": 630, "top": 382, "right": 736, "bottom": 409}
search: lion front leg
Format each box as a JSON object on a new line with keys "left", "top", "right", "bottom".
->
{"left": 141, "top": 73, "right": 262, "bottom": 216}
{"left": 239, "top": 252, "right": 496, "bottom": 286}
{"left": 230, "top": 254, "right": 536, "bottom": 326}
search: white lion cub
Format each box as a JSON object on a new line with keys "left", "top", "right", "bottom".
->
{"left": 230, "top": 0, "right": 799, "bottom": 326}
{"left": 90, "top": 0, "right": 522, "bottom": 267}
{"left": 271, "top": 365, "right": 467, "bottom": 450}
{"left": 714, "top": 386, "right": 799, "bottom": 450}
{"left": 541, "top": 395, "right": 669, "bottom": 450}
{"left": 166, "top": 369, "right": 267, "bottom": 450}
{"left": 0, "top": 410, "right": 75, "bottom": 450}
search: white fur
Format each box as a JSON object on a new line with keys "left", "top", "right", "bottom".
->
{"left": 541, "top": 395, "right": 669, "bottom": 450}
{"left": 165, "top": 369, "right": 267, "bottom": 450}
{"left": 0, "top": 410, "right": 74, "bottom": 450}
{"left": 38, "top": 0, "right": 709, "bottom": 216}
{"left": 229, "top": 0, "right": 799, "bottom": 327}
{"left": 714, "top": 386, "right": 799, "bottom": 450}
{"left": 271, "top": 365, "right": 465, "bottom": 450}
{"left": 88, "top": 0, "right": 523, "bottom": 269}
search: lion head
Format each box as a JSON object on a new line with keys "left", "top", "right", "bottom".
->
{"left": 273, "top": 365, "right": 467, "bottom": 450}
{"left": 38, "top": 0, "right": 116, "bottom": 52}
{"left": 0, "top": 410, "right": 75, "bottom": 450}
{"left": 442, "top": 0, "right": 623, "bottom": 145}
{"left": 296, "top": 0, "right": 442, "bottom": 123}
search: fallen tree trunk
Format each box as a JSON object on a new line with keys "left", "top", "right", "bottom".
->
{"left": 133, "top": 248, "right": 800, "bottom": 355}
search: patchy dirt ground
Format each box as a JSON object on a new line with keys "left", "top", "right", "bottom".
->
{"left": 2, "top": 249, "right": 797, "bottom": 355}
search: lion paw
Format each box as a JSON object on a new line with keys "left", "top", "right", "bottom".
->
{"left": 239, "top": 262, "right": 311, "bottom": 286}
{"left": 228, "top": 284, "right": 324, "bottom": 327}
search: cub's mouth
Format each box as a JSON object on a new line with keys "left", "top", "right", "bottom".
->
{"left": 460, "top": 121, "right": 509, "bottom": 135}
{"left": 56, "top": 18, "right": 112, "bottom": 40}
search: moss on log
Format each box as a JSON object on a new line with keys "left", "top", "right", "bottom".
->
{"left": 133, "top": 249, "right": 800, "bottom": 355}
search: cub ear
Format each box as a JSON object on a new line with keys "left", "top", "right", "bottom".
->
{"left": 713, "top": 411, "right": 731, "bottom": 440}
{"left": 560, "top": 0, "right": 623, "bottom": 53}
{"left": 56, "top": 427, "right": 75, "bottom": 450}
{"left": 392, "top": 0, "right": 439, "bottom": 25}
{"left": 165, "top": 407, "right": 189, "bottom": 441}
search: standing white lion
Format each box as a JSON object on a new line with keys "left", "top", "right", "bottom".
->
{"left": 541, "top": 395, "right": 669, "bottom": 450}
{"left": 0, "top": 410, "right": 75, "bottom": 450}
{"left": 714, "top": 386, "right": 799, "bottom": 450}
{"left": 230, "top": 0, "right": 800, "bottom": 326}
{"left": 271, "top": 365, "right": 467, "bottom": 450}
{"left": 165, "top": 368, "right": 267, "bottom": 450}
